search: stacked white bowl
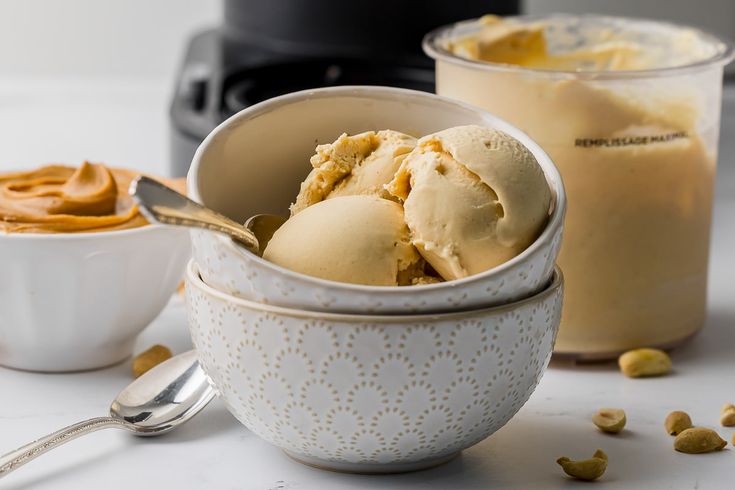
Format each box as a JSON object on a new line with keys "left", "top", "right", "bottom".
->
{"left": 185, "top": 86, "right": 566, "bottom": 473}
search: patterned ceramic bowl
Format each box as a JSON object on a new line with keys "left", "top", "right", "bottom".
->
{"left": 186, "top": 260, "right": 563, "bottom": 473}
{"left": 188, "top": 86, "right": 565, "bottom": 314}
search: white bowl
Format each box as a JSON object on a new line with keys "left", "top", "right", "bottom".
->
{"left": 0, "top": 225, "right": 190, "bottom": 372}
{"left": 187, "top": 86, "right": 565, "bottom": 314}
{"left": 186, "top": 260, "right": 563, "bottom": 473}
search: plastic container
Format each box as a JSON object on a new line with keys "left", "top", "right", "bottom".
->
{"left": 425, "top": 15, "right": 734, "bottom": 358}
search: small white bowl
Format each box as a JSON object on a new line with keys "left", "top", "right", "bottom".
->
{"left": 186, "top": 260, "right": 563, "bottom": 473}
{"left": 0, "top": 225, "right": 190, "bottom": 372}
{"left": 188, "top": 86, "right": 565, "bottom": 314}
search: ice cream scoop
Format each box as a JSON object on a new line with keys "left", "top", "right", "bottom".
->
{"left": 387, "top": 125, "right": 551, "bottom": 281}
{"left": 290, "top": 130, "right": 416, "bottom": 214}
{"left": 264, "top": 195, "right": 427, "bottom": 286}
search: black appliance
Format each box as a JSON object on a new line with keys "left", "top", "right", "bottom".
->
{"left": 169, "top": 0, "right": 520, "bottom": 176}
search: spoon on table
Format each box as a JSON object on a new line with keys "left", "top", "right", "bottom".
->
{"left": 0, "top": 350, "right": 215, "bottom": 479}
{"left": 130, "top": 176, "right": 287, "bottom": 255}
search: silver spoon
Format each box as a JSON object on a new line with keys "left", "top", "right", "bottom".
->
{"left": 0, "top": 350, "right": 214, "bottom": 479}
{"left": 130, "top": 176, "right": 287, "bottom": 255}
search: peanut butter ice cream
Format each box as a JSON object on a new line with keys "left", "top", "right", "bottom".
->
{"left": 264, "top": 195, "right": 427, "bottom": 286}
{"left": 427, "top": 14, "right": 732, "bottom": 355}
{"left": 290, "top": 130, "right": 416, "bottom": 215}
{"left": 448, "top": 15, "right": 718, "bottom": 71}
{"left": 265, "top": 125, "right": 551, "bottom": 286}
{"left": 387, "top": 125, "right": 550, "bottom": 281}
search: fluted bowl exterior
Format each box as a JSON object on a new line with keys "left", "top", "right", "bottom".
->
{"left": 0, "top": 225, "right": 190, "bottom": 372}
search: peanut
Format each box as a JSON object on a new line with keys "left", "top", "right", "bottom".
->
{"left": 618, "top": 348, "right": 671, "bottom": 378}
{"left": 132, "top": 344, "right": 173, "bottom": 378}
{"left": 665, "top": 411, "right": 693, "bottom": 436}
{"left": 720, "top": 403, "right": 735, "bottom": 427}
{"left": 674, "top": 427, "right": 727, "bottom": 454}
{"left": 592, "top": 408, "right": 626, "bottom": 434}
{"left": 556, "top": 449, "right": 608, "bottom": 481}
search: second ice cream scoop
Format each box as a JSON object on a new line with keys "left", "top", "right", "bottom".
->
{"left": 388, "top": 125, "right": 551, "bottom": 281}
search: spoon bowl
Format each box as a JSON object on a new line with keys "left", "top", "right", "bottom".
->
{"left": 244, "top": 214, "right": 287, "bottom": 253}
{"left": 110, "top": 350, "right": 215, "bottom": 435}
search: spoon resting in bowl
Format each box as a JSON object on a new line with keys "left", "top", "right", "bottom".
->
{"left": 0, "top": 350, "right": 215, "bottom": 479}
{"left": 130, "top": 176, "right": 286, "bottom": 256}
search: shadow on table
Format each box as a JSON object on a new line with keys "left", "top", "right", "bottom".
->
{"left": 671, "top": 306, "right": 735, "bottom": 366}
{"left": 148, "top": 400, "right": 244, "bottom": 445}
{"left": 287, "top": 412, "right": 633, "bottom": 489}
{"left": 544, "top": 302, "right": 735, "bottom": 375}
{"left": 288, "top": 409, "right": 677, "bottom": 489}
{"left": 0, "top": 402, "right": 243, "bottom": 488}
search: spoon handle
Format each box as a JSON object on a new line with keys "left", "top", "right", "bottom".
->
{"left": 0, "top": 416, "right": 128, "bottom": 479}
{"left": 129, "top": 175, "right": 259, "bottom": 254}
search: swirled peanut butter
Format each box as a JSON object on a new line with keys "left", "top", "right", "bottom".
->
{"left": 0, "top": 162, "right": 149, "bottom": 233}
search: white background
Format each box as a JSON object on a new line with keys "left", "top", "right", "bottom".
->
{"left": 1, "top": 0, "right": 732, "bottom": 82}
{"left": 0, "top": 0, "right": 220, "bottom": 81}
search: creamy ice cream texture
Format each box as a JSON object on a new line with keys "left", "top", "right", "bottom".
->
{"left": 388, "top": 126, "right": 550, "bottom": 281}
{"left": 290, "top": 130, "right": 416, "bottom": 215}
{"left": 434, "top": 15, "right": 722, "bottom": 353}
{"left": 264, "top": 125, "right": 551, "bottom": 285}
{"left": 448, "top": 14, "right": 718, "bottom": 71}
{"left": 263, "top": 195, "right": 426, "bottom": 286}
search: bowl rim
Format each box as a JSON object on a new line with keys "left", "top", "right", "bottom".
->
{"left": 186, "top": 259, "right": 563, "bottom": 322}
{"left": 0, "top": 221, "right": 174, "bottom": 241}
{"left": 188, "top": 85, "right": 566, "bottom": 292}
{"left": 423, "top": 13, "right": 735, "bottom": 80}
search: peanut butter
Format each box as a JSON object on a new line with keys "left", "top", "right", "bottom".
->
{"left": 1, "top": 162, "right": 148, "bottom": 233}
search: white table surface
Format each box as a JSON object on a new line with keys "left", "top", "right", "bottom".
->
{"left": 0, "top": 80, "right": 734, "bottom": 490}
